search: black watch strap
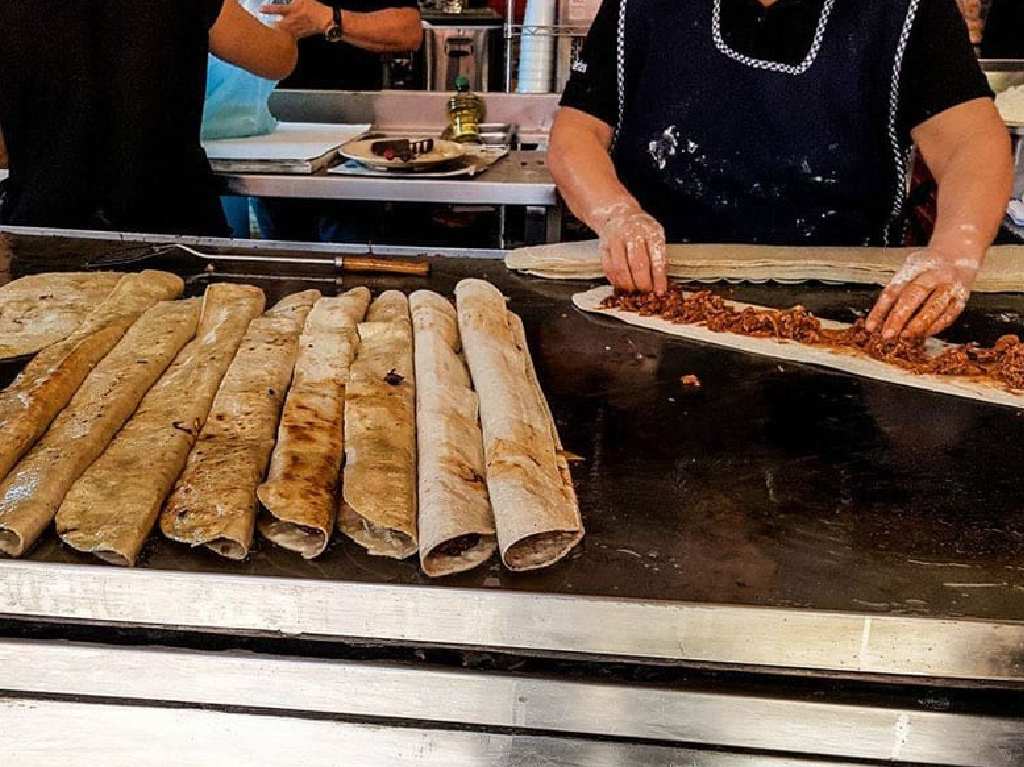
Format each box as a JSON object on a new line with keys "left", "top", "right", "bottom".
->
{"left": 325, "top": 7, "right": 344, "bottom": 43}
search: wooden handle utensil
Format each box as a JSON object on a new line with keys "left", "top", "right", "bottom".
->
{"left": 339, "top": 256, "right": 430, "bottom": 276}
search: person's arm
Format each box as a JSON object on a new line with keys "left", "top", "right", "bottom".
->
{"left": 209, "top": 0, "right": 299, "bottom": 80}
{"left": 867, "top": 98, "right": 1012, "bottom": 339}
{"left": 866, "top": 0, "right": 1012, "bottom": 339}
{"left": 549, "top": 108, "right": 667, "bottom": 294}
{"left": 259, "top": 0, "right": 422, "bottom": 52}
{"left": 546, "top": 0, "right": 665, "bottom": 294}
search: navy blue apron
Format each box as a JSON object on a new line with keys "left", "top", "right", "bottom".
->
{"left": 611, "top": 0, "right": 921, "bottom": 246}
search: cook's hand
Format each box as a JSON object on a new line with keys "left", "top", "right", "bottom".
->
{"left": 259, "top": 0, "right": 333, "bottom": 39}
{"left": 865, "top": 249, "right": 979, "bottom": 339}
{"left": 595, "top": 202, "right": 667, "bottom": 295}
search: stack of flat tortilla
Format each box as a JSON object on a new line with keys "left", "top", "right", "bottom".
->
{"left": 0, "top": 298, "right": 200, "bottom": 557}
{"left": 160, "top": 290, "right": 319, "bottom": 560}
{"left": 55, "top": 284, "right": 267, "bottom": 566}
{"left": 506, "top": 241, "right": 1024, "bottom": 293}
{"left": 257, "top": 287, "right": 371, "bottom": 559}
{"left": 456, "top": 279, "right": 582, "bottom": 571}
{"left": 0, "top": 272, "right": 123, "bottom": 359}
{"left": 339, "top": 290, "right": 418, "bottom": 559}
{"left": 0, "top": 270, "right": 183, "bottom": 483}
{"left": 411, "top": 290, "right": 496, "bottom": 577}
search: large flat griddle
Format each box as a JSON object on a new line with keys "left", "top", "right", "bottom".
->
{"left": 1, "top": 231, "right": 1023, "bottom": 684}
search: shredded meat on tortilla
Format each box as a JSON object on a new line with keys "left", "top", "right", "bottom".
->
{"left": 602, "top": 288, "right": 1024, "bottom": 390}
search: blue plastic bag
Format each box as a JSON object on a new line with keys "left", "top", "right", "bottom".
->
{"left": 201, "top": 2, "right": 281, "bottom": 140}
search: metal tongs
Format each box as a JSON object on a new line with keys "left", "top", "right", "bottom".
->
{"left": 369, "top": 138, "right": 435, "bottom": 162}
{"left": 85, "top": 243, "right": 430, "bottom": 276}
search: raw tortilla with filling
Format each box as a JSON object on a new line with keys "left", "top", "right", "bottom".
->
{"left": 574, "top": 285, "right": 1024, "bottom": 410}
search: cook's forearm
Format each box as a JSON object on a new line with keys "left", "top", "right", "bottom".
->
{"left": 915, "top": 99, "right": 1013, "bottom": 264}
{"left": 340, "top": 8, "right": 422, "bottom": 52}
{"left": 929, "top": 132, "right": 1012, "bottom": 262}
{"left": 548, "top": 108, "right": 642, "bottom": 231}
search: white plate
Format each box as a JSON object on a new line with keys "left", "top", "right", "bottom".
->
{"left": 339, "top": 138, "right": 467, "bottom": 171}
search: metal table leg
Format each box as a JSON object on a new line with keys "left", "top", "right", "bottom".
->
{"left": 525, "top": 204, "right": 562, "bottom": 245}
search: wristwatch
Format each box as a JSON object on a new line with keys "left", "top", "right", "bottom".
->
{"left": 324, "top": 7, "right": 344, "bottom": 43}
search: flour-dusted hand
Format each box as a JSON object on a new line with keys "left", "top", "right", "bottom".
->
{"left": 259, "top": 0, "right": 334, "bottom": 39}
{"left": 866, "top": 248, "right": 980, "bottom": 339}
{"left": 594, "top": 202, "right": 667, "bottom": 295}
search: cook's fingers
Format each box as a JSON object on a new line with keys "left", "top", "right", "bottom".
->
{"left": 925, "top": 293, "right": 969, "bottom": 338}
{"left": 259, "top": 3, "right": 291, "bottom": 14}
{"left": 865, "top": 282, "right": 902, "bottom": 332}
{"left": 903, "top": 286, "right": 953, "bottom": 338}
{"left": 625, "top": 237, "right": 653, "bottom": 293}
{"left": 649, "top": 236, "right": 668, "bottom": 296}
{"left": 601, "top": 239, "right": 636, "bottom": 293}
{"left": 881, "top": 277, "right": 934, "bottom": 340}
{"left": 600, "top": 245, "right": 619, "bottom": 292}
{"left": 615, "top": 237, "right": 638, "bottom": 292}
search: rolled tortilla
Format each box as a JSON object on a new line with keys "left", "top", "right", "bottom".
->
{"left": 0, "top": 270, "right": 183, "bottom": 482}
{"left": 55, "top": 284, "right": 266, "bottom": 566}
{"left": 506, "top": 241, "right": 1024, "bottom": 293}
{"left": 0, "top": 298, "right": 200, "bottom": 557}
{"left": 160, "top": 290, "right": 319, "bottom": 560}
{"left": 366, "top": 289, "right": 410, "bottom": 323}
{"left": 456, "top": 279, "right": 583, "bottom": 571}
{"left": 338, "top": 290, "right": 418, "bottom": 559}
{"left": 257, "top": 287, "right": 371, "bottom": 558}
{"left": 0, "top": 272, "right": 123, "bottom": 359}
{"left": 411, "top": 290, "right": 496, "bottom": 577}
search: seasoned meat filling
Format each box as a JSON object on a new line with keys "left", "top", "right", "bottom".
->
{"left": 603, "top": 288, "right": 1024, "bottom": 390}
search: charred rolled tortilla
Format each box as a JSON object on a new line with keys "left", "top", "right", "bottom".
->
{"left": 338, "top": 290, "right": 418, "bottom": 559}
{"left": 56, "top": 284, "right": 266, "bottom": 566}
{"left": 0, "top": 270, "right": 183, "bottom": 484}
{"left": 160, "top": 290, "right": 319, "bottom": 560}
{"left": 0, "top": 298, "right": 199, "bottom": 557}
{"left": 257, "top": 287, "right": 371, "bottom": 558}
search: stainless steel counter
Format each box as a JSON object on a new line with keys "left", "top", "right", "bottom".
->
{"left": 228, "top": 90, "right": 563, "bottom": 245}
{"left": 220, "top": 150, "right": 556, "bottom": 207}
{"left": 219, "top": 150, "right": 559, "bottom": 247}
{"left": 0, "top": 228, "right": 1022, "bottom": 766}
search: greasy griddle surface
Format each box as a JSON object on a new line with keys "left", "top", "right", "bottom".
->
{"left": 5, "top": 235, "right": 1024, "bottom": 621}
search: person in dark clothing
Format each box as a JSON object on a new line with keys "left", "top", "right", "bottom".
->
{"left": 981, "top": 0, "right": 1024, "bottom": 58}
{"left": 549, "top": 0, "right": 1012, "bottom": 340}
{"left": 264, "top": 0, "right": 422, "bottom": 90}
{"left": 0, "top": 1, "right": 297, "bottom": 236}
{"left": 253, "top": 0, "right": 422, "bottom": 243}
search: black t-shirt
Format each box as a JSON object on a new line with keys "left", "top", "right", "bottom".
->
{"left": 562, "top": 0, "right": 993, "bottom": 141}
{"left": 0, "top": 0, "right": 227, "bottom": 235}
{"left": 279, "top": 0, "right": 420, "bottom": 90}
{"left": 981, "top": 0, "right": 1024, "bottom": 59}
